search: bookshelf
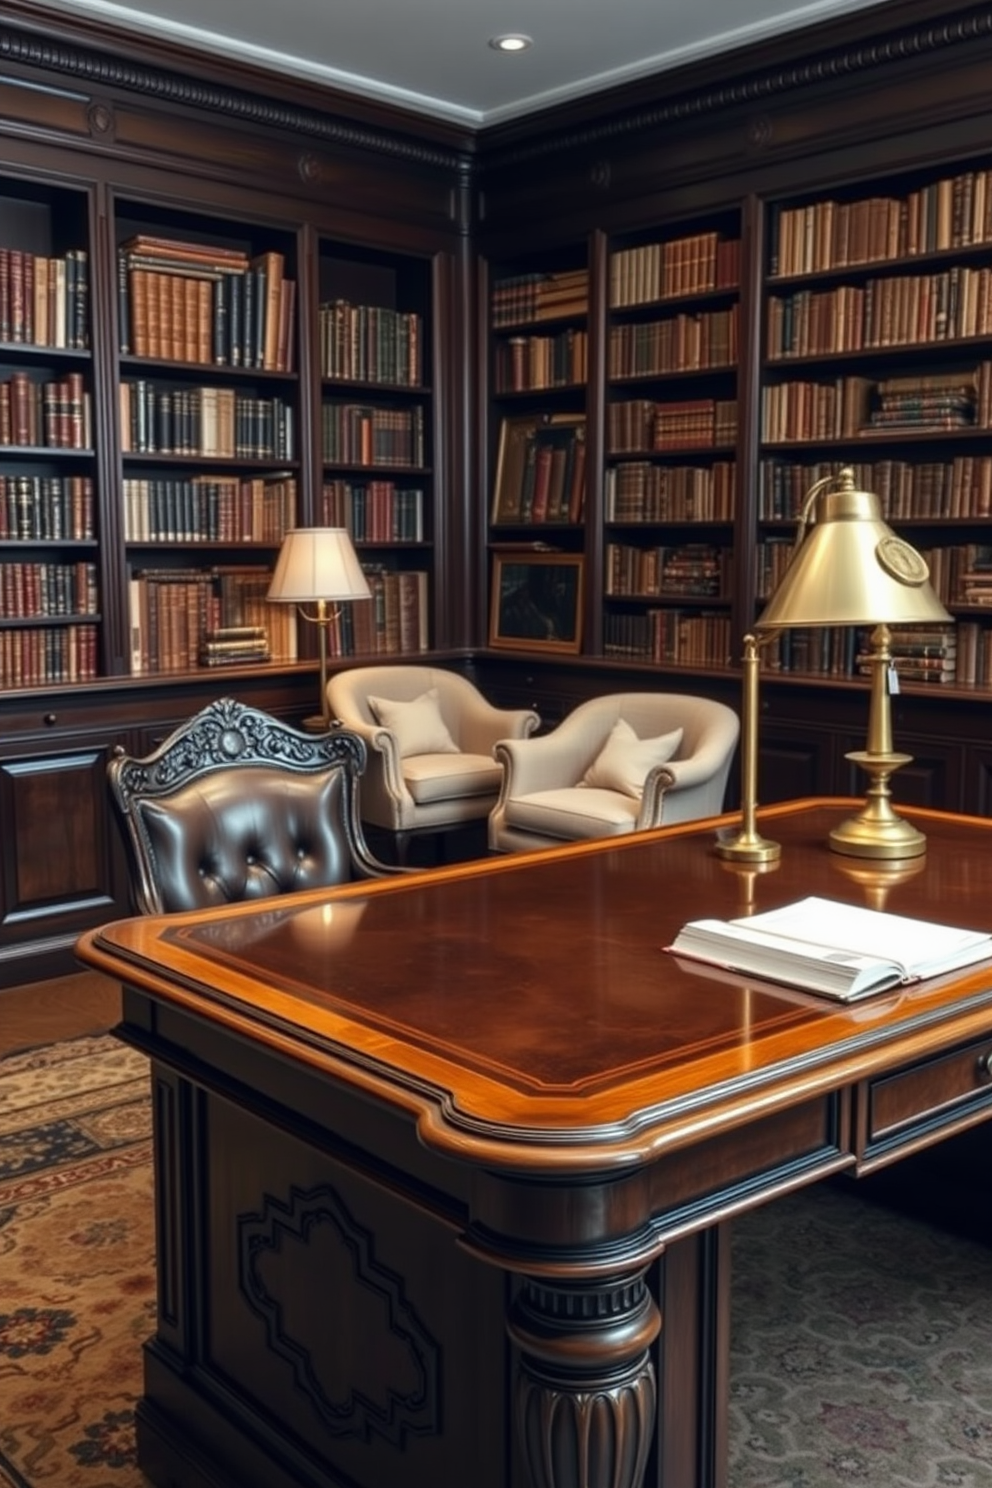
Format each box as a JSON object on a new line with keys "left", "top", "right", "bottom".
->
{"left": 113, "top": 199, "right": 301, "bottom": 674}
{"left": 602, "top": 216, "right": 742, "bottom": 668}
{"left": 486, "top": 251, "right": 590, "bottom": 655}
{"left": 0, "top": 180, "right": 98, "bottom": 690}
{"left": 317, "top": 243, "right": 433, "bottom": 657}
{"left": 760, "top": 162, "right": 992, "bottom": 688}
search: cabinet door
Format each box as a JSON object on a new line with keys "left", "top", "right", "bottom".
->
{"left": 0, "top": 729, "right": 128, "bottom": 985}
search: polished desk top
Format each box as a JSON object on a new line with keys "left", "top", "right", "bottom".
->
{"left": 77, "top": 799, "right": 992, "bottom": 1170}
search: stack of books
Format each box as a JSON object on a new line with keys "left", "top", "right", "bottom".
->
{"left": 198, "top": 625, "right": 270, "bottom": 667}
{"left": 865, "top": 372, "right": 977, "bottom": 433}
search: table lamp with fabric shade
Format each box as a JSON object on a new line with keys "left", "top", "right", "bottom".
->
{"left": 716, "top": 467, "right": 952, "bottom": 865}
{"left": 267, "top": 528, "right": 371, "bottom": 729}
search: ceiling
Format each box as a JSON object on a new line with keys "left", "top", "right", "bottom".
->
{"left": 52, "top": 0, "right": 894, "bottom": 129}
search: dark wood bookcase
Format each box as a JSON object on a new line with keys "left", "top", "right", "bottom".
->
{"left": 7, "top": 0, "right": 992, "bottom": 985}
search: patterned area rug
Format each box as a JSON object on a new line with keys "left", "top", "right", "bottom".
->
{"left": 2, "top": 1035, "right": 991, "bottom": 1488}
{"left": 729, "top": 1183, "right": 992, "bottom": 1487}
{"left": 0, "top": 1034, "right": 153, "bottom": 1488}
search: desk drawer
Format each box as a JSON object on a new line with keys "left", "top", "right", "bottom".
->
{"left": 861, "top": 1036, "right": 992, "bottom": 1160}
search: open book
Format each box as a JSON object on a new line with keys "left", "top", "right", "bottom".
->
{"left": 667, "top": 895, "right": 992, "bottom": 1002}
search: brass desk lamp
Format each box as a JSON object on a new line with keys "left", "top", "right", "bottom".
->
{"left": 267, "top": 527, "right": 371, "bottom": 730}
{"left": 717, "top": 467, "right": 951, "bottom": 864}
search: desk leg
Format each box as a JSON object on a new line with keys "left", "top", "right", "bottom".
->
{"left": 508, "top": 1269, "right": 661, "bottom": 1488}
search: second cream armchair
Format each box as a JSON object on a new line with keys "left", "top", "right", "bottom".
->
{"left": 327, "top": 664, "right": 540, "bottom": 861}
{"left": 488, "top": 691, "right": 739, "bottom": 852}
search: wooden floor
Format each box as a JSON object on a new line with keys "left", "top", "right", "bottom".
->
{"left": 0, "top": 970, "right": 122, "bottom": 1056}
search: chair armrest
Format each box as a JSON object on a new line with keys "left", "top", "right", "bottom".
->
{"left": 461, "top": 702, "right": 540, "bottom": 755}
{"left": 636, "top": 765, "right": 678, "bottom": 830}
{"left": 494, "top": 729, "right": 594, "bottom": 797}
{"left": 334, "top": 715, "right": 412, "bottom": 806}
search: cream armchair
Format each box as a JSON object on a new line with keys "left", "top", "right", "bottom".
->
{"left": 327, "top": 665, "right": 540, "bottom": 861}
{"left": 489, "top": 691, "right": 739, "bottom": 852}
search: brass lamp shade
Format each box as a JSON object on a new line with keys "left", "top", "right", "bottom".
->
{"left": 717, "top": 468, "right": 951, "bottom": 865}
{"left": 756, "top": 474, "right": 950, "bottom": 631}
{"left": 267, "top": 528, "right": 371, "bottom": 728}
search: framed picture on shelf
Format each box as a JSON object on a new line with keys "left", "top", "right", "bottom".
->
{"left": 491, "top": 413, "right": 586, "bottom": 524}
{"left": 489, "top": 552, "right": 584, "bottom": 654}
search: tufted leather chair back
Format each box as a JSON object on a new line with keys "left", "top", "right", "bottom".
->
{"left": 109, "top": 698, "right": 397, "bottom": 915}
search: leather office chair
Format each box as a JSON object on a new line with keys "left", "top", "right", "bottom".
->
{"left": 108, "top": 696, "right": 398, "bottom": 915}
{"left": 326, "top": 664, "right": 540, "bottom": 862}
{"left": 489, "top": 691, "right": 739, "bottom": 852}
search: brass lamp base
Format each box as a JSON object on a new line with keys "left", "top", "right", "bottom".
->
{"left": 715, "top": 825, "right": 782, "bottom": 864}
{"left": 828, "top": 749, "right": 926, "bottom": 860}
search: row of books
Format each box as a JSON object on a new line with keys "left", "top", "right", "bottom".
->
{"left": 126, "top": 564, "right": 298, "bottom": 674}
{"left": 0, "top": 371, "right": 91, "bottom": 449}
{"left": 0, "top": 622, "right": 98, "bottom": 688}
{"left": 605, "top": 542, "right": 729, "bottom": 598}
{"left": 0, "top": 560, "right": 98, "bottom": 618}
{"left": 955, "top": 621, "right": 992, "bottom": 686}
{"left": 491, "top": 421, "right": 586, "bottom": 525}
{"left": 493, "top": 328, "right": 588, "bottom": 393}
{"left": 921, "top": 543, "right": 992, "bottom": 607}
{"left": 761, "top": 377, "right": 876, "bottom": 442}
{"left": 609, "top": 305, "right": 739, "bottom": 377}
{"left": 605, "top": 460, "right": 736, "bottom": 523}
{"left": 321, "top": 401, "right": 425, "bottom": 468}
{"left": 763, "top": 624, "right": 861, "bottom": 678}
{"left": 760, "top": 455, "right": 992, "bottom": 520}
{"left": 319, "top": 300, "right": 422, "bottom": 387}
{"left": 767, "top": 267, "right": 992, "bottom": 356}
{"left": 0, "top": 248, "right": 89, "bottom": 349}
{"left": 0, "top": 474, "right": 95, "bottom": 541}
{"left": 603, "top": 608, "right": 731, "bottom": 667}
{"left": 119, "top": 380, "right": 295, "bottom": 460}
{"left": 607, "top": 397, "right": 738, "bottom": 453}
{"left": 324, "top": 567, "right": 429, "bottom": 656}
{"left": 759, "top": 623, "right": 958, "bottom": 682}
{"left": 118, "top": 237, "right": 295, "bottom": 371}
{"left": 491, "top": 269, "right": 589, "bottom": 329}
{"left": 609, "top": 234, "right": 740, "bottom": 307}
{"left": 319, "top": 479, "right": 425, "bottom": 542}
{"left": 121, "top": 473, "right": 296, "bottom": 544}
{"left": 770, "top": 170, "right": 992, "bottom": 278}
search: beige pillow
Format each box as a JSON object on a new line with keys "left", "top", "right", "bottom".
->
{"left": 368, "top": 688, "right": 458, "bottom": 758}
{"left": 582, "top": 718, "right": 683, "bottom": 798}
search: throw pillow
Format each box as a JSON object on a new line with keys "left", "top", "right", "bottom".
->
{"left": 582, "top": 718, "right": 683, "bottom": 798}
{"left": 368, "top": 688, "right": 459, "bottom": 758}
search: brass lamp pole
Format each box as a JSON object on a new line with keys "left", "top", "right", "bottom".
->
{"left": 716, "top": 468, "right": 951, "bottom": 863}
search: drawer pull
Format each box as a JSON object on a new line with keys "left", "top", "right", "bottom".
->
{"left": 977, "top": 1049, "right": 992, "bottom": 1083}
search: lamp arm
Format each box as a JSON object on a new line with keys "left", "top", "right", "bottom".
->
{"left": 791, "top": 471, "right": 836, "bottom": 551}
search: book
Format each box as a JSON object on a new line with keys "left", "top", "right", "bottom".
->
{"left": 667, "top": 895, "right": 992, "bottom": 1001}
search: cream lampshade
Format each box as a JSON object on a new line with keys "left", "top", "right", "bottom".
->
{"left": 267, "top": 528, "right": 370, "bottom": 729}
{"left": 716, "top": 467, "right": 951, "bottom": 864}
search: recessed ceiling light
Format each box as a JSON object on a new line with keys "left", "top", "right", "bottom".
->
{"left": 489, "top": 34, "right": 532, "bottom": 54}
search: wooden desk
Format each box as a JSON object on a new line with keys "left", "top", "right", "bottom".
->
{"left": 76, "top": 799, "right": 992, "bottom": 1488}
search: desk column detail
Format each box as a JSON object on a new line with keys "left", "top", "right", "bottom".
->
{"left": 508, "top": 1270, "right": 660, "bottom": 1488}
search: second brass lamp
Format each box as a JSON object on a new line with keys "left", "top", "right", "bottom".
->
{"left": 717, "top": 467, "right": 951, "bottom": 864}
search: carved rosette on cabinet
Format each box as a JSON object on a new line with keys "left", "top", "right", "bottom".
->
{"left": 508, "top": 1270, "right": 660, "bottom": 1488}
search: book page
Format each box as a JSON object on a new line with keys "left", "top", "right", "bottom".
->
{"left": 738, "top": 897, "right": 990, "bottom": 978}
